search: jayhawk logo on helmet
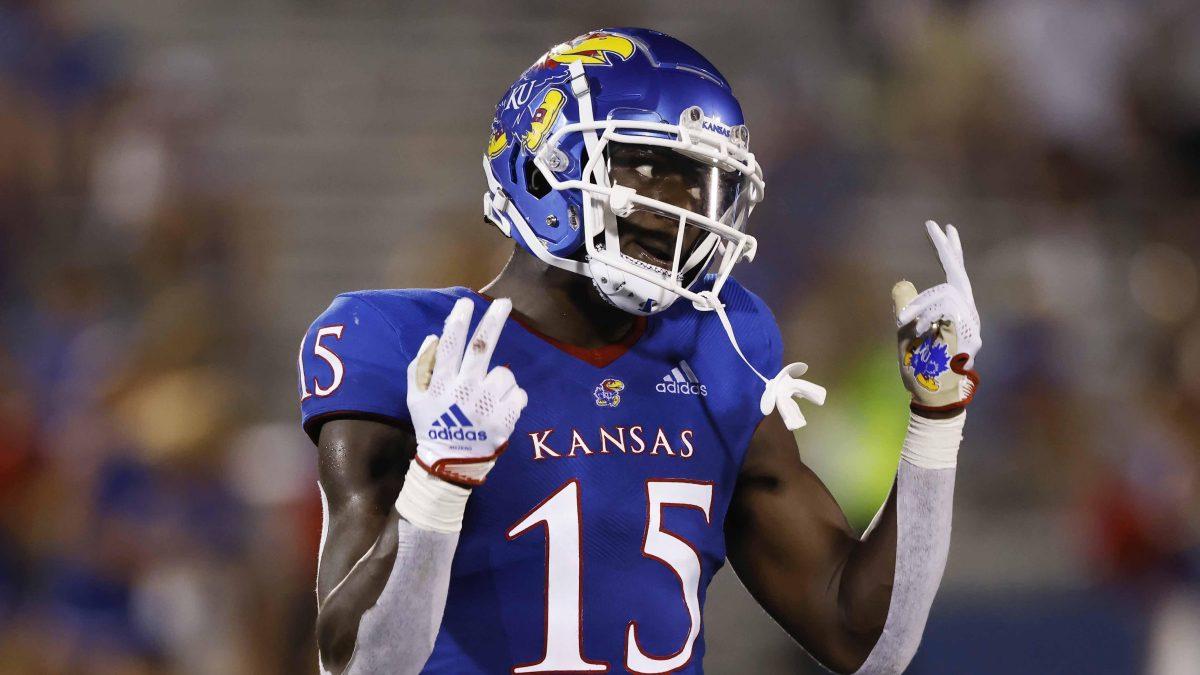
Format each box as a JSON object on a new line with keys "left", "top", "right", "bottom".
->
{"left": 905, "top": 335, "right": 952, "bottom": 392}
{"left": 542, "top": 32, "right": 635, "bottom": 68}
{"left": 593, "top": 378, "right": 625, "bottom": 407}
{"left": 486, "top": 120, "right": 509, "bottom": 158}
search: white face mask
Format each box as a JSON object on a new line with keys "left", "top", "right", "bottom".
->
{"left": 551, "top": 87, "right": 763, "bottom": 315}
{"left": 579, "top": 141, "right": 745, "bottom": 314}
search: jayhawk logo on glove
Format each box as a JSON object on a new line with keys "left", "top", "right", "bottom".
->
{"left": 904, "top": 335, "right": 952, "bottom": 392}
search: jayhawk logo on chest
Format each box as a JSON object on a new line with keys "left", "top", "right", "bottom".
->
{"left": 593, "top": 378, "right": 625, "bottom": 407}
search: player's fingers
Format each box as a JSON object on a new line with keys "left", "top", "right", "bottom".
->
{"left": 780, "top": 361, "right": 810, "bottom": 379}
{"left": 925, "top": 220, "right": 949, "bottom": 253}
{"left": 946, "top": 223, "right": 964, "bottom": 262}
{"left": 935, "top": 312, "right": 960, "bottom": 350}
{"left": 925, "top": 220, "right": 960, "bottom": 281}
{"left": 915, "top": 303, "right": 948, "bottom": 337}
{"left": 897, "top": 292, "right": 936, "bottom": 327}
{"left": 460, "top": 298, "right": 512, "bottom": 380}
{"left": 499, "top": 386, "right": 529, "bottom": 430}
{"left": 915, "top": 314, "right": 932, "bottom": 338}
{"left": 481, "top": 365, "right": 518, "bottom": 401}
{"left": 917, "top": 220, "right": 976, "bottom": 314}
{"left": 407, "top": 334, "right": 439, "bottom": 391}
{"left": 915, "top": 304, "right": 948, "bottom": 337}
{"left": 432, "top": 297, "right": 474, "bottom": 384}
{"left": 915, "top": 293, "right": 965, "bottom": 337}
{"left": 790, "top": 378, "right": 828, "bottom": 406}
{"left": 501, "top": 385, "right": 528, "bottom": 413}
{"left": 898, "top": 282, "right": 965, "bottom": 327}
{"left": 892, "top": 280, "right": 919, "bottom": 322}
{"left": 939, "top": 223, "right": 976, "bottom": 302}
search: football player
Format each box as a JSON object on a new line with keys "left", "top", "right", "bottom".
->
{"left": 299, "top": 28, "right": 981, "bottom": 675}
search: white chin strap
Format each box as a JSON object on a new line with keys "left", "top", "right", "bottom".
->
{"left": 693, "top": 288, "right": 827, "bottom": 430}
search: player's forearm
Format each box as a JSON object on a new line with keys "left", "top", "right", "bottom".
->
{"left": 340, "top": 515, "right": 459, "bottom": 675}
{"left": 318, "top": 501, "right": 398, "bottom": 602}
{"left": 317, "top": 508, "right": 403, "bottom": 673}
{"left": 849, "top": 412, "right": 962, "bottom": 675}
{"left": 318, "top": 502, "right": 466, "bottom": 675}
{"left": 725, "top": 506, "right": 883, "bottom": 673}
{"left": 315, "top": 418, "right": 417, "bottom": 626}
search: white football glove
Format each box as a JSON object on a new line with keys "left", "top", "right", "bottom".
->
{"left": 395, "top": 297, "right": 528, "bottom": 533}
{"left": 892, "top": 221, "right": 982, "bottom": 414}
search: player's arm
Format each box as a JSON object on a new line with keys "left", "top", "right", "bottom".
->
{"left": 306, "top": 297, "right": 527, "bottom": 675}
{"left": 315, "top": 418, "right": 413, "bottom": 673}
{"left": 728, "top": 221, "right": 981, "bottom": 674}
{"left": 727, "top": 412, "right": 899, "bottom": 672}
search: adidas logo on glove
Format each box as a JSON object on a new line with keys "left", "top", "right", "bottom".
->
{"left": 656, "top": 361, "right": 707, "bottom": 397}
{"left": 428, "top": 403, "right": 489, "bottom": 442}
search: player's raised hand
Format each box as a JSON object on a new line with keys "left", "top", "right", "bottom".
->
{"left": 406, "top": 297, "right": 528, "bottom": 488}
{"left": 892, "top": 221, "right": 981, "bottom": 413}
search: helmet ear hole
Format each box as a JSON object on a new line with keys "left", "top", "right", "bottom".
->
{"left": 507, "top": 145, "right": 520, "bottom": 183}
{"left": 523, "top": 158, "right": 552, "bottom": 199}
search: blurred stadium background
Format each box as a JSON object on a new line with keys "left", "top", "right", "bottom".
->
{"left": 2, "top": 0, "right": 1199, "bottom": 673}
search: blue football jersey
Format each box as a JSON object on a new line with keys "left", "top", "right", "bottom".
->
{"left": 298, "top": 276, "right": 781, "bottom": 674}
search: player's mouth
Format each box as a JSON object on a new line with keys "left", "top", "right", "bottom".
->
{"left": 629, "top": 239, "right": 675, "bottom": 270}
{"left": 619, "top": 216, "right": 681, "bottom": 272}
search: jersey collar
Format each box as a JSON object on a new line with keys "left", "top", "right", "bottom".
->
{"left": 469, "top": 288, "right": 646, "bottom": 368}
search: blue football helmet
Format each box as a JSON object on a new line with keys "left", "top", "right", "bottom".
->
{"left": 483, "top": 28, "right": 765, "bottom": 315}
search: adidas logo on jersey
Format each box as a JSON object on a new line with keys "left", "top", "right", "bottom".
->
{"left": 428, "top": 403, "right": 488, "bottom": 442}
{"left": 656, "top": 361, "right": 707, "bottom": 396}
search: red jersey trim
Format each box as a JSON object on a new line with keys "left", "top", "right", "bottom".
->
{"left": 471, "top": 289, "right": 646, "bottom": 368}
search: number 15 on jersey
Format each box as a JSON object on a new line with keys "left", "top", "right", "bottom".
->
{"left": 507, "top": 479, "right": 713, "bottom": 673}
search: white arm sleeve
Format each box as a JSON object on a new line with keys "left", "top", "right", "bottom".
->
{"left": 332, "top": 515, "right": 459, "bottom": 675}
{"left": 854, "top": 413, "right": 961, "bottom": 675}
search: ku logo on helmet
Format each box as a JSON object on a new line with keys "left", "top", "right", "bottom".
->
{"left": 542, "top": 32, "right": 635, "bottom": 68}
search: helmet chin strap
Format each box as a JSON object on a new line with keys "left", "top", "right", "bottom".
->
{"left": 694, "top": 288, "right": 827, "bottom": 431}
